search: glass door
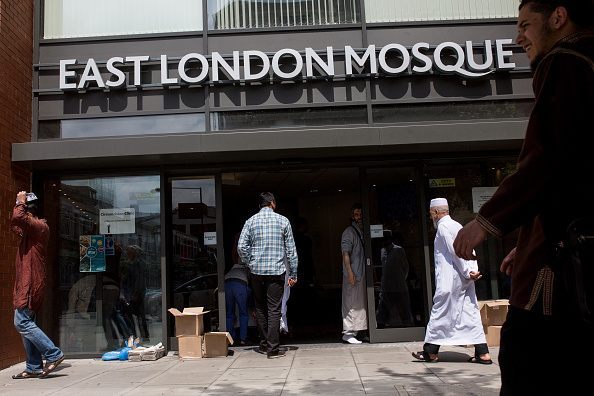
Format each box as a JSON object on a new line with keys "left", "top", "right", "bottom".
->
{"left": 167, "top": 177, "right": 219, "bottom": 344}
{"left": 363, "top": 166, "right": 428, "bottom": 342}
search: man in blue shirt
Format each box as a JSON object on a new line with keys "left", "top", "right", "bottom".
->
{"left": 238, "top": 192, "right": 298, "bottom": 358}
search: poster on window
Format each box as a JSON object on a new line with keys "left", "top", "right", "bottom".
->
{"left": 99, "top": 208, "right": 135, "bottom": 234}
{"left": 472, "top": 187, "right": 498, "bottom": 213}
{"left": 79, "top": 235, "right": 106, "bottom": 272}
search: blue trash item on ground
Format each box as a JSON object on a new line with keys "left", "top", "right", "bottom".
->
{"left": 101, "top": 350, "right": 121, "bottom": 361}
{"left": 119, "top": 347, "right": 132, "bottom": 360}
{"left": 101, "top": 346, "right": 133, "bottom": 361}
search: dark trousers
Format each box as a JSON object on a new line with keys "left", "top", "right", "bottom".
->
{"left": 423, "top": 342, "right": 488, "bottom": 357}
{"left": 225, "top": 279, "right": 249, "bottom": 342}
{"left": 250, "top": 273, "right": 284, "bottom": 354}
{"left": 499, "top": 305, "right": 592, "bottom": 395}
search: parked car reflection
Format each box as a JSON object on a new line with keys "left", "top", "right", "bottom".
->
{"left": 145, "top": 273, "right": 219, "bottom": 330}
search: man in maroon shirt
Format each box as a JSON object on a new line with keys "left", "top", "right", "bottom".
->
{"left": 453, "top": 1, "right": 594, "bottom": 394}
{"left": 10, "top": 191, "right": 64, "bottom": 379}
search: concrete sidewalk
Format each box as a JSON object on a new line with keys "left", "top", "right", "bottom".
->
{"left": 0, "top": 342, "right": 500, "bottom": 395}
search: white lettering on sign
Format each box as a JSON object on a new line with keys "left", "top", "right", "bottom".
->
{"left": 57, "top": 40, "right": 517, "bottom": 91}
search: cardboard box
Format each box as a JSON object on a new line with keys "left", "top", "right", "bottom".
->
{"left": 203, "top": 332, "right": 234, "bottom": 358}
{"left": 168, "top": 307, "right": 210, "bottom": 336}
{"left": 485, "top": 325, "right": 502, "bottom": 347}
{"left": 478, "top": 299, "right": 509, "bottom": 326}
{"left": 178, "top": 335, "right": 204, "bottom": 359}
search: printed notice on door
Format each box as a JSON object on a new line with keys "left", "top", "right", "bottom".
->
{"left": 472, "top": 187, "right": 498, "bottom": 213}
{"left": 99, "top": 208, "right": 136, "bottom": 234}
{"left": 79, "top": 235, "right": 106, "bottom": 272}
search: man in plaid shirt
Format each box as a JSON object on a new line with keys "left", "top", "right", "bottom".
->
{"left": 238, "top": 192, "right": 298, "bottom": 358}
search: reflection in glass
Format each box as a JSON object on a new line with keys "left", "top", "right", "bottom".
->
{"left": 170, "top": 178, "right": 219, "bottom": 333}
{"left": 365, "top": 0, "right": 517, "bottom": 24}
{"left": 55, "top": 175, "right": 162, "bottom": 353}
{"left": 57, "top": 113, "right": 206, "bottom": 139}
{"left": 377, "top": 231, "right": 414, "bottom": 327}
{"left": 367, "top": 167, "right": 425, "bottom": 329}
{"left": 373, "top": 100, "right": 533, "bottom": 125}
{"left": 208, "top": 0, "right": 360, "bottom": 30}
{"left": 211, "top": 106, "right": 367, "bottom": 131}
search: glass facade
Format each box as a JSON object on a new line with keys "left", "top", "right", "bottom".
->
{"left": 38, "top": 114, "right": 206, "bottom": 140}
{"left": 211, "top": 106, "right": 367, "bottom": 131}
{"left": 373, "top": 100, "right": 533, "bottom": 124}
{"left": 43, "top": 0, "right": 204, "bottom": 39}
{"left": 48, "top": 175, "right": 162, "bottom": 354}
{"left": 208, "top": 0, "right": 360, "bottom": 30}
{"left": 365, "top": 0, "right": 518, "bottom": 24}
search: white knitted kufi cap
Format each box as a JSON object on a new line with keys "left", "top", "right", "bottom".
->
{"left": 430, "top": 198, "right": 448, "bottom": 208}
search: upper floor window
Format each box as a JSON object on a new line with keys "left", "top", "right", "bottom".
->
{"left": 207, "top": 0, "right": 360, "bottom": 30}
{"left": 43, "top": 0, "right": 204, "bottom": 39}
{"left": 365, "top": 0, "right": 518, "bottom": 24}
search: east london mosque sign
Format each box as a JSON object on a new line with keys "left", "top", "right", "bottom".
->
{"left": 58, "top": 39, "right": 516, "bottom": 91}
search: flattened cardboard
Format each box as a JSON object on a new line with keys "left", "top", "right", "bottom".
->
{"left": 203, "top": 332, "right": 234, "bottom": 358}
{"left": 478, "top": 299, "right": 509, "bottom": 326}
{"left": 178, "top": 335, "right": 204, "bottom": 359}
{"left": 168, "top": 307, "right": 210, "bottom": 336}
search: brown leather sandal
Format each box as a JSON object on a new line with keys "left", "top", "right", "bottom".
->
{"left": 412, "top": 351, "right": 438, "bottom": 363}
{"left": 468, "top": 356, "right": 493, "bottom": 365}
{"left": 40, "top": 355, "right": 65, "bottom": 377}
{"left": 12, "top": 371, "right": 41, "bottom": 379}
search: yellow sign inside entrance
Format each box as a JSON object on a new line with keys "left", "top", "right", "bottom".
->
{"left": 429, "top": 178, "right": 456, "bottom": 188}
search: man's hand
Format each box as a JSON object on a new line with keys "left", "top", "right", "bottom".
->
{"left": 288, "top": 277, "right": 297, "bottom": 287}
{"left": 469, "top": 271, "right": 482, "bottom": 281}
{"left": 453, "top": 219, "right": 488, "bottom": 260}
{"left": 500, "top": 247, "right": 516, "bottom": 276}
{"left": 347, "top": 271, "right": 356, "bottom": 286}
{"left": 16, "top": 191, "right": 27, "bottom": 204}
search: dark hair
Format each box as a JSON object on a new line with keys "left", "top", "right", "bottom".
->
{"left": 519, "top": 0, "right": 594, "bottom": 27}
{"left": 26, "top": 200, "right": 40, "bottom": 217}
{"left": 259, "top": 192, "right": 276, "bottom": 208}
{"left": 351, "top": 203, "right": 362, "bottom": 213}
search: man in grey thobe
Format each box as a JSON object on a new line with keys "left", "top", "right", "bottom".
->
{"left": 340, "top": 203, "right": 368, "bottom": 344}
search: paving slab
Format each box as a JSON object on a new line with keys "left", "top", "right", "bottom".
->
{"left": 0, "top": 342, "right": 502, "bottom": 395}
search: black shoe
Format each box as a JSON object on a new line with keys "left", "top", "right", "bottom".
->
{"left": 256, "top": 344, "right": 267, "bottom": 354}
{"left": 267, "top": 350, "right": 286, "bottom": 359}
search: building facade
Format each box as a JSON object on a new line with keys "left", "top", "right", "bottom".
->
{"left": 0, "top": 0, "right": 35, "bottom": 369}
{"left": 11, "top": 0, "right": 530, "bottom": 356}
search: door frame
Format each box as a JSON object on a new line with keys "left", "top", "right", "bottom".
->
{"left": 361, "top": 165, "right": 430, "bottom": 343}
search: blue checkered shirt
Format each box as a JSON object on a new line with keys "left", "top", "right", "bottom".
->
{"left": 237, "top": 207, "right": 298, "bottom": 279}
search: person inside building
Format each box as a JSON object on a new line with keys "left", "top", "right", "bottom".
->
{"left": 413, "top": 198, "right": 491, "bottom": 364}
{"left": 453, "top": 1, "right": 594, "bottom": 393}
{"left": 340, "top": 203, "right": 368, "bottom": 344}
{"left": 224, "top": 232, "right": 251, "bottom": 346}
{"left": 238, "top": 192, "right": 298, "bottom": 358}
{"left": 377, "top": 230, "right": 414, "bottom": 328}
{"left": 10, "top": 191, "right": 65, "bottom": 379}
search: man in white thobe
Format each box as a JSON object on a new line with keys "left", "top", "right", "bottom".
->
{"left": 412, "top": 198, "right": 492, "bottom": 364}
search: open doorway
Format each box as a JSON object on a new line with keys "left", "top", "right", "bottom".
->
{"left": 222, "top": 167, "right": 360, "bottom": 343}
